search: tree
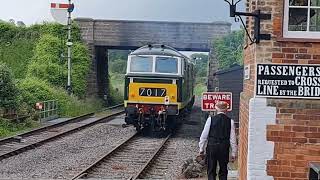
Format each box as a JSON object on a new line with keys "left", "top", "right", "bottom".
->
{"left": 0, "top": 62, "right": 18, "bottom": 115}
{"left": 190, "top": 53, "right": 209, "bottom": 77}
{"left": 214, "top": 29, "right": 244, "bottom": 70}
{"left": 26, "top": 34, "right": 90, "bottom": 98}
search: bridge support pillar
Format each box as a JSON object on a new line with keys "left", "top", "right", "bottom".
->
{"left": 86, "top": 45, "right": 108, "bottom": 99}
{"left": 96, "top": 47, "right": 109, "bottom": 99}
{"left": 207, "top": 47, "right": 219, "bottom": 92}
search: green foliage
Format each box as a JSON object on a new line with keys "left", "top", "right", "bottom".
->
{"left": 214, "top": 29, "right": 244, "bottom": 70}
{"left": 27, "top": 34, "right": 66, "bottom": 88}
{"left": 110, "top": 60, "right": 127, "bottom": 74}
{"left": 108, "top": 73, "right": 125, "bottom": 105}
{"left": 0, "top": 62, "right": 18, "bottom": 112}
{"left": 0, "top": 39, "right": 36, "bottom": 79}
{"left": 108, "top": 50, "right": 129, "bottom": 62}
{"left": 72, "top": 42, "right": 91, "bottom": 98}
{"left": 0, "top": 22, "right": 20, "bottom": 42}
{"left": 0, "top": 118, "right": 40, "bottom": 138}
{"left": 108, "top": 50, "right": 129, "bottom": 74}
{"left": 26, "top": 34, "right": 90, "bottom": 97}
{"left": 108, "top": 50, "right": 128, "bottom": 104}
{"left": 190, "top": 53, "right": 209, "bottom": 77}
{"left": 18, "top": 77, "right": 57, "bottom": 108}
{"left": 0, "top": 21, "right": 84, "bottom": 79}
{"left": 194, "top": 77, "right": 207, "bottom": 96}
{"left": 29, "top": 22, "right": 81, "bottom": 42}
{"left": 18, "top": 77, "right": 103, "bottom": 117}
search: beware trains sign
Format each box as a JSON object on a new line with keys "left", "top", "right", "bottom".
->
{"left": 201, "top": 92, "right": 232, "bottom": 111}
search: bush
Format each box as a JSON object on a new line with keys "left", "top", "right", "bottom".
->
{"left": 18, "top": 77, "right": 102, "bottom": 117}
{"left": 0, "top": 21, "right": 83, "bottom": 80}
{"left": 214, "top": 30, "right": 244, "bottom": 70}
{"left": 0, "top": 118, "right": 39, "bottom": 138}
{"left": 0, "top": 39, "right": 36, "bottom": 79}
{"left": 108, "top": 73, "right": 124, "bottom": 105}
{"left": 110, "top": 60, "right": 127, "bottom": 74}
{"left": 0, "top": 62, "right": 19, "bottom": 114}
{"left": 72, "top": 42, "right": 90, "bottom": 98}
{"left": 26, "top": 34, "right": 90, "bottom": 98}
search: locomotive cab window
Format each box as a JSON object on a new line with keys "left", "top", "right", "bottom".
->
{"left": 284, "top": 0, "right": 320, "bottom": 38}
{"left": 130, "top": 56, "right": 153, "bottom": 73}
{"left": 155, "top": 57, "right": 178, "bottom": 74}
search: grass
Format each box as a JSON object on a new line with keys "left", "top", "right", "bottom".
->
{"left": 0, "top": 39, "right": 36, "bottom": 79}
{"left": 61, "top": 97, "right": 104, "bottom": 117}
{"left": 0, "top": 118, "right": 40, "bottom": 138}
{"left": 109, "top": 73, "right": 125, "bottom": 105}
{"left": 195, "top": 76, "right": 208, "bottom": 96}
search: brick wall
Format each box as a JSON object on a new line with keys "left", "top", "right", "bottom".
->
{"left": 266, "top": 99, "right": 320, "bottom": 179}
{"left": 238, "top": 0, "right": 257, "bottom": 177}
{"left": 241, "top": 0, "right": 320, "bottom": 179}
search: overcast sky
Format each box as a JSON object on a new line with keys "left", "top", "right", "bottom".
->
{"left": 0, "top": 0, "right": 245, "bottom": 29}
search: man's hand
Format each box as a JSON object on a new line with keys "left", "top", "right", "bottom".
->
{"left": 230, "top": 156, "right": 237, "bottom": 162}
{"left": 196, "top": 151, "right": 205, "bottom": 163}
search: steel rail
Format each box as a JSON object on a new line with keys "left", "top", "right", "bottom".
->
{"left": 71, "top": 133, "right": 171, "bottom": 180}
{"left": 130, "top": 134, "right": 171, "bottom": 180}
{"left": 0, "top": 104, "right": 124, "bottom": 145}
{"left": 0, "top": 106, "right": 124, "bottom": 161}
{"left": 0, "top": 113, "right": 94, "bottom": 145}
{"left": 71, "top": 132, "right": 139, "bottom": 180}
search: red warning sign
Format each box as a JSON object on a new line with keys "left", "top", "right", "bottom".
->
{"left": 201, "top": 92, "right": 232, "bottom": 111}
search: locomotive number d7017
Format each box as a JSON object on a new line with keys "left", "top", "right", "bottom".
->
{"left": 139, "top": 88, "right": 166, "bottom": 97}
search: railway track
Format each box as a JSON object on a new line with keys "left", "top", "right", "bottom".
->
{"left": 132, "top": 139, "right": 175, "bottom": 179}
{"left": 0, "top": 104, "right": 124, "bottom": 161}
{"left": 72, "top": 133, "right": 171, "bottom": 180}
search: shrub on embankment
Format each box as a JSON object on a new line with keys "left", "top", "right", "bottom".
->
{"left": 0, "top": 117, "right": 39, "bottom": 138}
{"left": 0, "top": 22, "right": 81, "bottom": 79}
{"left": 0, "top": 62, "right": 19, "bottom": 116}
{"left": 0, "top": 21, "right": 102, "bottom": 119}
{"left": 18, "top": 77, "right": 102, "bottom": 117}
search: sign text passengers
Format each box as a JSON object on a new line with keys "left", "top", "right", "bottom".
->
{"left": 256, "top": 64, "right": 320, "bottom": 98}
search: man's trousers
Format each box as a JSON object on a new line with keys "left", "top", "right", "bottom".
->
{"left": 206, "top": 143, "right": 230, "bottom": 180}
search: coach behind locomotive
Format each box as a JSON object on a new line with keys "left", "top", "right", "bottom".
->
{"left": 124, "top": 44, "right": 195, "bottom": 133}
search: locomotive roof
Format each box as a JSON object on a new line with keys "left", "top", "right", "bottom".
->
{"left": 130, "top": 44, "right": 190, "bottom": 60}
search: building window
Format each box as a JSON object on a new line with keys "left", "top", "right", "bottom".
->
{"left": 284, "top": 0, "right": 320, "bottom": 38}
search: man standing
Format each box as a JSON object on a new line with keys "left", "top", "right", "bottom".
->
{"left": 199, "top": 101, "right": 237, "bottom": 180}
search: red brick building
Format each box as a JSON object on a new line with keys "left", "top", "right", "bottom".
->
{"left": 239, "top": 0, "right": 320, "bottom": 179}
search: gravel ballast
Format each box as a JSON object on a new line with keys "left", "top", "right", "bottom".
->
{"left": 0, "top": 98, "right": 238, "bottom": 179}
{"left": 0, "top": 122, "right": 136, "bottom": 179}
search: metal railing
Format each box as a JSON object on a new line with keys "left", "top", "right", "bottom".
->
{"left": 38, "top": 100, "right": 59, "bottom": 122}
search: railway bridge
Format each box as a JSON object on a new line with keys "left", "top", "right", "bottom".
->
{"left": 75, "top": 18, "right": 231, "bottom": 97}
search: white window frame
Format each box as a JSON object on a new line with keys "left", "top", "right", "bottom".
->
{"left": 284, "top": 0, "right": 320, "bottom": 38}
{"left": 126, "top": 55, "right": 182, "bottom": 76}
{"left": 155, "top": 56, "right": 181, "bottom": 75}
{"left": 127, "top": 55, "right": 154, "bottom": 74}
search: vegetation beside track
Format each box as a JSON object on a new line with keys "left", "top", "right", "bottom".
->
{"left": 192, "top": 29, "right": 244, "bottom": 95}
{"left": 0, "top": 21, "right": 103, "bottom": 137}
{"left": 0, "top": 118, "right": 40, "bottom": 138}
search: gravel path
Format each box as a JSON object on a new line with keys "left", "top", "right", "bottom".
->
{"left": 0, "top": 122, "right": 136, "bottom": 179}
